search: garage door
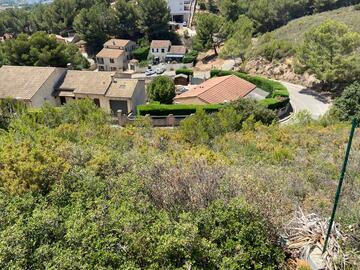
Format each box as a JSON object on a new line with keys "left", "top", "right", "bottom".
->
{"left": 109, "top": 100, "right": 128, "bottom": 114}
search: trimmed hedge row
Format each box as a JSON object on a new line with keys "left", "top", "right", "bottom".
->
{"left": 259, "top": 97, "right": 290, "bottom": 110}
{"left": 210, "top": 69, "right": 289, "bottom": 98}
{"left": 137, "top": 104, "right": 224, "bottom": 116}
{"left": 175, "top": 68, "right": 194, "bottom": 76}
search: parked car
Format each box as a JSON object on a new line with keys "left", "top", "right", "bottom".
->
{"left": 183, "top": 21, "right": 187, "bottom": 27}
{"left": 145, "top": 69, "right": 156, "bottom": 76}
{"left": 156, "top": 67, "right": 165, "bottom": 74}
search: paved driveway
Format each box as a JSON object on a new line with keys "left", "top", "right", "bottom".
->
{"left": 280, "top": 81, "right": 331, "bottom": 119}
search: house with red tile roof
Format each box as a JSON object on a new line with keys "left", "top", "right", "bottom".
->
{"left": 174, "top": 75, "right": 269, "bottom": 104}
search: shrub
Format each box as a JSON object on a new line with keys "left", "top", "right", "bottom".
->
{"left": 254, "top": 35, "right": 295, "bottom": 61}
{"left": 175, "top": 68, "right": 194, "bottom": 76}
{"left": 133, "top": 46, "right": 150, "bottom": 61}
{"left": 180, "top": 102, "right": 276, "bottom": 144}
{"left": 137, "top": 103, "right": 223, "bottom": 116}
{"left": 333, "top": 81, "right": 360, "bottom": 121}
{"left": 146, "top": 76, "right": 176, "bottom": 104}
{"left": 182, "top": 50, "right": 198, "bottom": 64}
{"left": 27, "top": 99, "right": 109, "bottom": 127}
{"left": 0, "top": 98, "right": 27, "bottom": 130}
{"left": 230, "top": 98, "right": 277, "bottom": 124}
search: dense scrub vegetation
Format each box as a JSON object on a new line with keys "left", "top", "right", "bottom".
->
{"left": 1, "top": 98, "right": 360, "bottom": 268}
{"left": 201, "top": 0, "right": 359, "bottom": 33}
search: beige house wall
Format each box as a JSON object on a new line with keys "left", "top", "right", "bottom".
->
{"left": 130, "top": 80, "right": 146, "bottom": 113}
{"left": 98, "top": 55, "right": 125, "bottom": 71}
{"left": 174, "top": 96, "right": 207, "bottom": 105}
{"left": 30, "top": 68, "right": 66, "bottom": 107}
{"left": 73, "top": 93, "right": 131, "bottom": 114}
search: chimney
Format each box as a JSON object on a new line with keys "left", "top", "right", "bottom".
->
{"left": 111, "top": 74, "right": 116, "bottom": 83}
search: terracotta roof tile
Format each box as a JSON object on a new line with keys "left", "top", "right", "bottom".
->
{"left": 96, "top": 48, "right": 124, "bottom": 58}
{"left": 104, "top": 39, "right": 131, "bottom": 48}
{"left": 169, "top": 45, "right": 187, "bottom": 54}
{"left": 151, "top": 40, "right": 171, "bottom": 48}
{"left": 174, "top": 75, "right": 256, "bottom": 104}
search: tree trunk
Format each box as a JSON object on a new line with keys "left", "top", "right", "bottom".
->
{"left": 213, "top": 44, "right": 218, "bottom": 56}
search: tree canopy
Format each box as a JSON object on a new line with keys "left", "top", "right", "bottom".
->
{"left": 146, "top": 76, "right": 176, "bottom": 104}
{"left": 0, "top": 32, "right": 89, "bottom": 69}
{"left": 220, "top": 15, "right": 254, "bottom": 63}
{"left": 297, "top": 20, "right": 360, "bottom": 85}
{"left": 193, "top": 13, "right": 222, "bottom": 54}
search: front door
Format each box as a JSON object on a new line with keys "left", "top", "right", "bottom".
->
{"left": 60, "top": 96, "right": 66, "bottom": 105}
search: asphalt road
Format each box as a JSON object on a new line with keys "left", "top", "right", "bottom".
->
{"left": 280, "top": 81, "right": 331, "bottom": 119}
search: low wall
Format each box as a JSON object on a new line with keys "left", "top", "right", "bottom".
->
{"left": 117, "top": 110, "right": 188, "bottom": 127}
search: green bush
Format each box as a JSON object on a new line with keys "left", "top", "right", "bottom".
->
{"left": 180, "top": 100, "right": 276, "bottom": 144}
{"left": 333, "top": 81, "right": 360, "bottom": 121}
{"left": 147, "top": 76, "right": 176, "bottom": 104}
{"left": 182, "top": 50, "right": 198, "bottom": 64}
{"left": 133, "top": 46, "right": 150, "bottom": 61}
{"left": 175, "top": 68, "right": 194, "bottom": 76}
{"left": 260, "top": 97, "right": 290, "bottom": 110}
{"left": 254, "top": 35, "right": 295, "bottom": 61}
{"left": 137, "top": 103, "right": 224, "bottom": 116}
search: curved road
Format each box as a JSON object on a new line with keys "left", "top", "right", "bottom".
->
{"left": 280, "top": 81, "right": 331, "bottom": 120}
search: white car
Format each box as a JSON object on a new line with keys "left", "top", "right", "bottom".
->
{"left": 156, "top": 67, "right": 165, "bottom": 74}
{"left": 145, "top": 69, "right": 156, "bottom": 76}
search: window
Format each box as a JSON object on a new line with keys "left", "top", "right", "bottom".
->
{"left": 161, "top": 48, "right": 165, "bottom": 53}
{"left": 111, "top": 67, "right": 117, "bottom": 71}
{"left": 93, "top": 98, "right": 100, "bottom": 107}
{"left": 99, "top": 66, "right": 105, "bottom": 71}
{"left": 97, "top": 57, "right": 104, "bottom": 64}
{"left": 110, "top": 58, "right": 115, "bottom": 63}
{"left": 156, "top": 48, "right": 159, "bottom": 53}
{"left": 152, "top": 48, "right": 155, "bottom": 53}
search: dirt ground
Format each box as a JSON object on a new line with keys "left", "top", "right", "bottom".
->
{"left": 193, "top": 50, "right": 225, "bottom": 71}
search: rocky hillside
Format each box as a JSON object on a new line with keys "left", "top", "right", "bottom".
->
{"left": 243, "top": 57, "right": 319, "bottom": 87}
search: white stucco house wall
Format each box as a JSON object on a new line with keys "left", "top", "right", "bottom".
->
{"left": 168, "top": 0, "right": 191, "bottom": 23}
{"left": 149, "top": 40, "right": 172, "bottom": 62}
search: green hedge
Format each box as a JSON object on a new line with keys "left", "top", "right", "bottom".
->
{"left": 259, "top": 97, "right": 290, "bottom": 110}
{"left": 175, "top": 68, "right": 194, "bottom": 76}
{"left": 137, "top": 104, "right": 224, "bottom": 116}
{"left": 133, "top": 46, "right": 150, "bottom": 61}
{"left": 210, "top": 69, "right": 289, "bottom": 110}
